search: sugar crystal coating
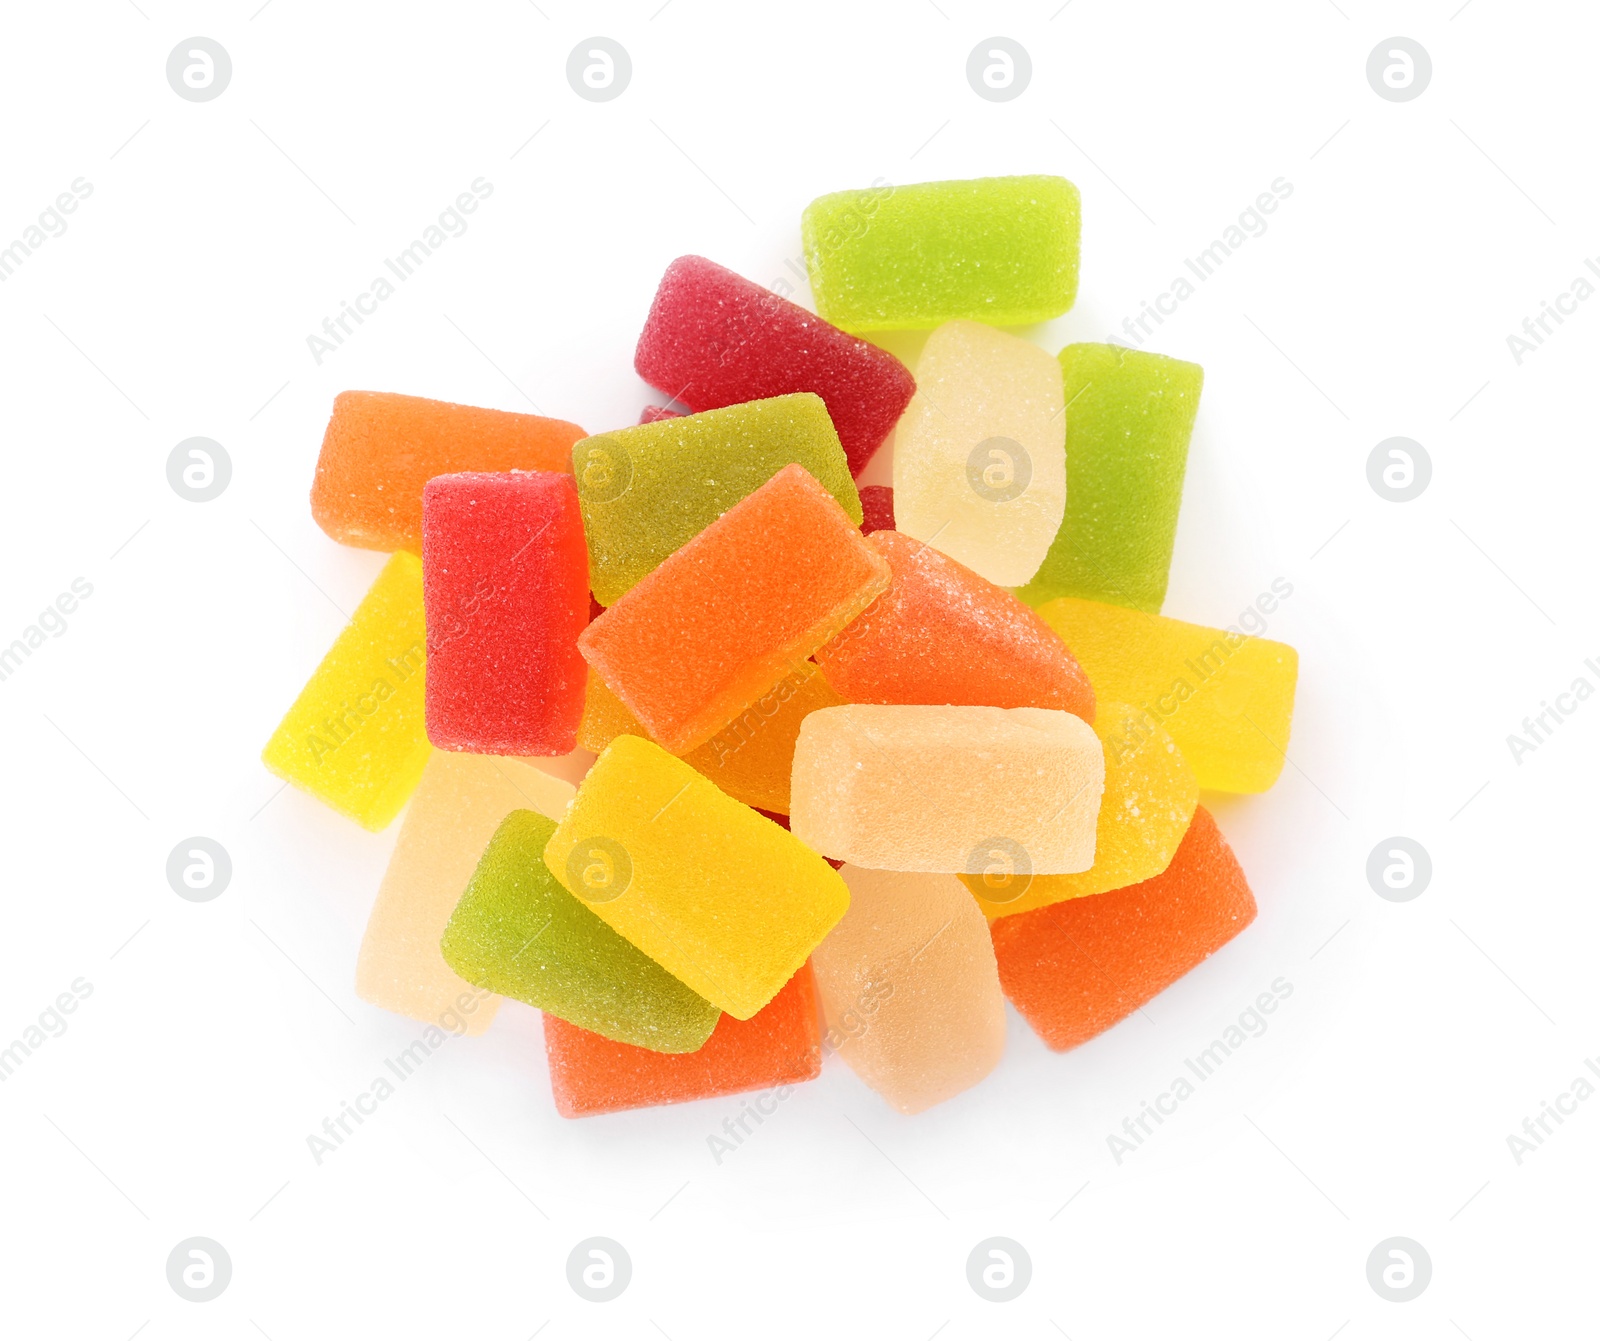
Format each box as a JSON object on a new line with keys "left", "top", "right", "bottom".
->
{"left": 813, "top": 866, "right": 1005, "bottom": 1114}
{"left": 261, "top": 551, "right": 431, "bottom": 830}
{"left": 802, "top": 176, "right": 1081, "bottom": 331}
{"left": 574, "top": 393, "right": 860, "bottom": 606}
{"left": 544, "top": 736, "right": 850, "bottom": 1019}
{"left": 895, "top": 320, "right": 1066, "bottom": 586}
{"left": 634, "top": 255, "right": 916, "bottom": 477}
{"left": 311, "top": 391, "right": 585, "bottom": 553}
{"left": 440, "top": 809, "right": 720, "bottom": 1053}
{"left": 991, "top": 807, "right": 1256, "bottom": 1051}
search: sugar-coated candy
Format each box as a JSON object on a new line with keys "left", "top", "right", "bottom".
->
{"left": 441, "top": 809, "right": 720, "bottom": 1052}
{"left": 963, "top": 701, "right": 1196, "bottom": 917}
{"left": 789, "top": 704, "right": 1105, "bottom": 874}
{"left": 421, "top": 471, "right": 588, "bottom": 756}
{"left": 356, "top": 753, "right": 575, "bottom": 1033}
{"left": 634, "top": 255, "right": 916, "bottom": 477}
{"left": 813, "top": 866, "right": 1005, "bottom": 1114}
{"left": 579, "top": 666, "right": 845, "bottom": 815}
{"left": 574, "top": 393, "right": 861, "bottom": 606}
{"left": 1035, "top": 596, "right": 1298, "bottom": 793}
{"left": 991, "top": 807, "right": 1255, "bottom": 1051}
{"left": 311, "top": 391, "right": 585, "bottom": 553}
{"left": 261, "top": 551, "right": 431, "bottom": 830}
{"left": 894, "top": 320, "right": 1066, "bottom": 586}
{"left": 1017, "top": 345, "right": 1203, "bottom": 613}
{"left": 544, "top": 736, "right": 850, "bottom": 1019}
{"left": 543, "top": 963, "right": 822, "bottom": 1118}
{"left": 637, "top": 405, "right": 681, "bottom": 424}
{"left": 814, "top": 531, "right": 1094, "bottom": 721}
{"left": 801, "top": 176, "right": 1081, "bottom": 331}
{"left": 858, "top": 484, "right": 896, "bottom": 535}
{"left": 581, "top": 465, "right": 890, "bottom": 755}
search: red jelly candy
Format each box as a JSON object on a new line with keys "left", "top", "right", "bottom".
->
{"left": 858, "top": 484, "right": 896, "bottom": 535}
{"left": 634, "top": 255, "right": 916, "bottom": 477}
{"left": 638, "top": 405, "right": 682, "bottom": 424}
{"left": 422, "top": 471, "right": 589, "bottom": 755}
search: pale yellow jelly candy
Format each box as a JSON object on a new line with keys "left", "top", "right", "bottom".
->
{"left": 813, "top": 866, "right": 1006, "bottom": 1114}
{"left": 962, "top": 701, "right": 1197, "bottom": 918}
{"left": 355, "top": 753, "right": 575, "bottom": 1035}
{"left": 894, "top": 320, "right": 1066, "bottom": 587}
{"left": 789, "top": 704, "right": 1104, "bottom": 875}
{"left": 1036, "top": 596, "right": 1298, "bottom": 793}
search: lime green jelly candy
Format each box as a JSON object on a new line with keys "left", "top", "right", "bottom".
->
{"left": 261, "top": 551, "right": 432, "bottom": 831}
{"left": 801, "top": 175, "right": 1081, "bottom": 332}
{"left": 1016, "top": 344, "right": 1203, "bottom": 614}
{"left": 440, "top": 809, "right": 720, "bottom": 1053}
{"left": 574, "top": 393, "right": 861, "bottom": 606}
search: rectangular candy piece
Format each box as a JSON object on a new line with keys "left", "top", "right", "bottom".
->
{"left": 574, "top": 393, "right": 861, "bottom": 606}
{"left": 801, "top": 175, "right": 1081, "bottom": 331}
{"left": 814, "top": 531, "right": 1095, "bottom": 721}
{"left": 963, "top": 700, "right": 1197, "bottom": 917}
{"left": 579, "top": 665, "right": 846, "bottom": 815}
{"left": 421, "top": 471, "right": 589, "bottom": 755}
{"left": 857, "top": 484, "right": 895, "bottom": 535}
{"left": 441, "top": 809, "right": 720, "bottom": 1053}
{"left": 1035, "top": 596, "right": 1298, "bottom": 794}
{"left": 634, "top": 255, "right": 916, "bottom": 477}
{"left": 311, "top": 391, "right": 586, "bottom": 553}
{"left": 544, "top": 736, "right": 850, "bottom": 1019}
{"left": 1015, "top": 345, "right": 1203, "bottom": 613}
{"left": 356, "top": 753, "right": 575, "bottom": 1033}
{"left": 813, "top": 867, "right": 1005, "bottom": 1114}
{"left": 990, "top": 807, "right": 1256, "bottom": 1051}
{"left": 894, "top": 320, "right": 1066, "bottom": 587}
{"left": 261, "top": 552, "right": 431, "bottom": 830}
{"left": 789, "top": 704, "right": 1105, "bottom": 875}
{"left": 580, "top": 465, "right": 890, "bottom": 755}
{"left": 543, "top": 963, "right": 822, "bottom": 1118}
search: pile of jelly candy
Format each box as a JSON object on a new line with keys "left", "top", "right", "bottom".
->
{"left": 265, "top": 175, "right": 1299, "bottom": 1117}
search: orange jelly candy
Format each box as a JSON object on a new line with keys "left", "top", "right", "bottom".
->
{"left": 815, "top": 530, "right": 1095, "bottom": 720}
{"left": 311, "top": 391, "right": 586, "bottom": 552}
{"left": 579, "top": 464, "right": 891, "bottom": 755}
{"left": 990, "top": 806, "right": 1256, "bottom": 1051}
{"left": 542, "top": 963, "right": 823, "bottom": 1118}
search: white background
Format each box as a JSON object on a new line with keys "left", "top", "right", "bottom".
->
{"left": 1, "top": 1, "right": 1594, "bottom": 1336}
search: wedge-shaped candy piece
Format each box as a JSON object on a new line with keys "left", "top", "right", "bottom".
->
{"left": 356, "top": 753, "right": 574, "bottom": 1033}
{"left": 991, "top": 807, "right": 1256, "bottom": 1051}
{"left": 261, "top": 552, "right": 431, "bottom": 830}
{"left": 789, "top": 704, "right": 1104, "bottom": 874}
{"left": 815, "top": 532, "right": 1094, "bottom": 721}
{"left": 441, "top": 809, "right": 719, "bottom": 1053}
{"left": 813, "top": 867, "right": 1005, "bottom": 1114}
{"left": 581, "top": 465, "right": 890, "bottom": 755}
{"left": 858, "top": 484, "right": 896, "bottom": 535}
{"left": 1017, "top": 345, "right": 1202, "bottom": 613}
{"left": 802, "top": 175, "right": 1080, "bottom": 331}
{"left": 544, "top": 736, "right": 850, "bottom": 1019}
{"left": 421, "top": 471, "right": 588, "bottom": 756}
{"left": 1035, "top": 596, "right": 1298, "bottom": 793}
{"left": 894, "top": 320, "right": 1066, "bottom": 586}
{"left": 579, "top": 666, "right": 845, "bottom": 815}
{"left": 574, "top": 393, "right": 861, "bottom": 606}
{"left": 634, "top": 255, "right": 916, "bottom": 477}
{"left": 963, "top": 701, "right": 1197, "bottom": 917}
{"left": 543, "top": 963, "right": 822, "bottom": 1118}
{"left": 311, "top": 391, "right": 585, "bottom": 553}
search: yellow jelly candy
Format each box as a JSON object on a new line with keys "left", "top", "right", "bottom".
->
{"left": 578, "top": 666, "right": 846, "bottom": 815}
{"left": 262, "top": 552, "right": 431, "bottom": 829}
{"left": 544, "top": 735, "right": 849, "bottom": 1019}
{"left": 1036, "top": 597, "right": 1298, "bottom": 793}
{"left": 962, "top": 701, "right": 1197, "bottom": 917}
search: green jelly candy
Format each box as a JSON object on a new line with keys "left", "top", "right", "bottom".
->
{"left": 801, "top": 175, "right": 1080, "bottom": 332}
{"left": 1016, "top": 344, "right": 1203, "bottom": 614}
{"left": 574, "top": 393, "right": 861, "bottom": 606}
{"left": 440, "top": 810, "right": 719, "bottom": 1053}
